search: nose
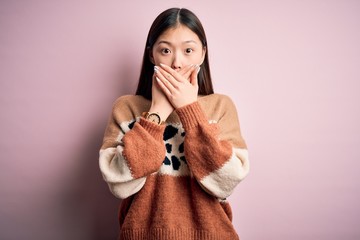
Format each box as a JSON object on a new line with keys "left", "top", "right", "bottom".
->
{"left": 171, "top": 52, "right": 182, "bottom": 71}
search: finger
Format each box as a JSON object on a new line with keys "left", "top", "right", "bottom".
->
{"left": 155, "top": 77, "right": 172, "bottom": 97}
{"left": 152, "top": 74, "right": 160, "bottom": 89}
{"left": 190, "top": 65, "right": 200, "bottom": 86}
{"left": 155, "top": 65, "right": 179, "bottom": 88}
{"left": 160, "top": 63, "right": 197, "bottom": 83}
{"left": 159, "top": 63, "right": 186, "bottom": 83}
{"left": 182, "top": 65, "right": 197, "bottom": 80}
{"left": 178, "top": 64, "right": 193, "bottom": 77}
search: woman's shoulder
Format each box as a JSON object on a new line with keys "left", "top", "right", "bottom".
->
{"left": 113, "top": 94, "right": 145, "bottom": 105}
{"left": 199, "top": 93, "right": 236, "bottom": 108}
{"left": 198, "top": 93, "right": 239, "bottom": 122}
{"left": 112, "top": 95, "right": 149, "bottom": 109}
{"left": 110, "top": 95, "right": 150, "bottom": 119}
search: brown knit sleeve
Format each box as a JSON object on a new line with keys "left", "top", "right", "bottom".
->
{"left": 99, "top": 96, "right": 166, "bottom": 199}
{"left": 122, "top": 118, "right": 166, "bottom": 178}
{"left": 175, "top": 96, "right": 249, "bottom": 199}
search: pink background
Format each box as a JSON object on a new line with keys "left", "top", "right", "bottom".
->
{"left": 1, "top": 1, "right": 359, "bottom": 239}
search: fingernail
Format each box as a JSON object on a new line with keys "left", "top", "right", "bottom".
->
{"left": 154, "top": 66, "right": 159, "bottom": 72}
{"left": 156, "top": 77, "right": 160, "bottom": 81}
{"left": 197, "top": 65, "right": 201, "bottom": 73}
{"left": 160, "top": 63, "right": 165, "bottom": 67}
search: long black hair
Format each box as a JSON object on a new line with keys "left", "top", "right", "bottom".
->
{"left": 135, "top": 8, "right": 214, "bottom": 100}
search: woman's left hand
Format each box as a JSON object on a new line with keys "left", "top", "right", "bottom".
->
{"left": 154, "top": 63, "right": 200, "bottom": 109}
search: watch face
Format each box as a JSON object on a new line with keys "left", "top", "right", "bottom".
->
{"left": 147, "top": 113, "right": 161, "bottom": 124}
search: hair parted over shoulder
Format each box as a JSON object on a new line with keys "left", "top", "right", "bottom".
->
{"left": 135, "top": 8, "right": 214, "bottom": 100}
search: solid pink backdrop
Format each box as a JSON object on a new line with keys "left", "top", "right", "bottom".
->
{"left": 1, "top": 1, "right": 359, "bottom": 239}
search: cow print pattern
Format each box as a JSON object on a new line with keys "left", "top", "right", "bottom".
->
{"left": 128, "top": 120, "right": 187, "bottom": 171}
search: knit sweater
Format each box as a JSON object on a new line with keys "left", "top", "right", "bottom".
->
{"left": 99, "top": 93, "right": 249, "bottom": 240}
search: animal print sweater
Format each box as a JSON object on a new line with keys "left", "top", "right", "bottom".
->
{"left": 99, "top": 93, "right": 249, "bottom": 240}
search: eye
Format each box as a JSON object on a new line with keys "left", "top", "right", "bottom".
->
{"left": 185, "top": 48, "right": 193, "bottom": 54}
{"left": 161, "top": 48, "right": 171, "bottom": 55}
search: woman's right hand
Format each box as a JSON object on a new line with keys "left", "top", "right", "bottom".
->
{"left": 149, "top": 65, "right": 195, "bottom": 121}
{"left": 149, "top": 73, "right": 174, "bottom": 121}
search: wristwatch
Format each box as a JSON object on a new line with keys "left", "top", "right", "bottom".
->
{"left": 142, "top": 112, "right": 163, "bottom": 125}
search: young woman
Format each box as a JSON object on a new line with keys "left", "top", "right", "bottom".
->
{"left": 99, "top": 8, "right": 250, "bottom": 240}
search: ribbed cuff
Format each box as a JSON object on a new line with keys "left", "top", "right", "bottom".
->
{"left": 175, "top": 101, "right": 208, "bottom": 130}
{"left": 139, "top": 117, "right": 165, "bottom": 142}
{"left": 120, "top": 228, "right": 237, "bottom": 240}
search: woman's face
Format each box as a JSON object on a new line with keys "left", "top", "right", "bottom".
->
{"left": 151, "top": 24, "right": 206, "bottom": 71}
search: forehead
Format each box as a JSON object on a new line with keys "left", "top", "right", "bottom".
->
{"left": 156, "top": 24, "right": 201, "bottom": 44}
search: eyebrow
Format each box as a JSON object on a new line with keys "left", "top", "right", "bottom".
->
{"left": 157, "top": 40, "right": 198, "bottom": 45}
